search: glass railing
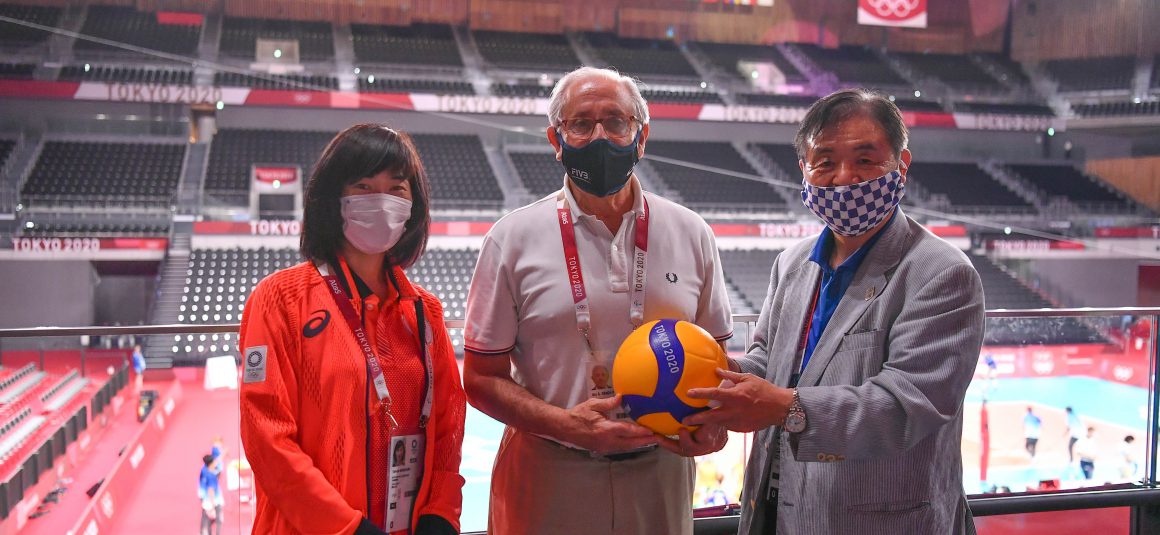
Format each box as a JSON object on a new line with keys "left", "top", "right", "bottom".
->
{"left": 0, "top": 308, "right": 1156, "bottom": 534}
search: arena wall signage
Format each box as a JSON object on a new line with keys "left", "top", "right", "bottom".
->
{"left": 2, "top": 238, "right": 167, "bottom": 261}
{"left": 0, "top": 80, "right": 1064, "bottom": 133}
{"left": 192, "top": 220, "right": 967, "bottom": 238}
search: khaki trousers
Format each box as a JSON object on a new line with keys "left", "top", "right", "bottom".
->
{"left": 488, "top": 427, "right": 694, "bottom": 535}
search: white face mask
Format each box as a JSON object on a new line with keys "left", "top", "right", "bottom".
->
{"left": 340, "top": 193, "right": 412, "bottom": 254}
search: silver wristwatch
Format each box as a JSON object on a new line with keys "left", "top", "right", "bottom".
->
{"left": 784, "top": 389, "right": 806, "bottom": 433}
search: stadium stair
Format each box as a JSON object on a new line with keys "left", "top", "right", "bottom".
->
{"left": 733, "top": 142, "right": 809, "bottom": 213}
{"left": 565, "top": 32, "right": 606, "bottom": 69}
{"left": 142, "top": 233, "right": 190, "bottom": 369}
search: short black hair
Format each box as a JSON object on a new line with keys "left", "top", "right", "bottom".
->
{"left": 794, "top": 88, "right": 908, "bottom": 160}
{"left": 203, "top": 454, "right": 215, "bottom": 466}
{"left": 300, "top": 124, "right": 430, "bottom": 269}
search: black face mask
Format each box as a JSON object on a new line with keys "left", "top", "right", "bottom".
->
{"left": 558, "top": 130, "right": 641, "bottom": 197}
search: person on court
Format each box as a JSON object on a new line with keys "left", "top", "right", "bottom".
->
{"left": 686, "top": 89, "right": 985, "bottom": 534}
{"left": 462, "top": 66, "right": 734, "bottom": 535}
{"left": 240, "top": 124, "right": 465, "bottom": 535}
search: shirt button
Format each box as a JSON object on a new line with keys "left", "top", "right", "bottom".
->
{"left": 816, "top": 453, "right": 826, "bottom": 461}
{"left": 825, "top": 454, "right": 837, "bottom": 462}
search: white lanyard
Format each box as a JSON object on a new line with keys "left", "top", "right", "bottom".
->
{"left": 317, "top": 262, "right": 434, "bottom": 429}
{"left": 555, "top": 190, "right": 649, "bottom": 354}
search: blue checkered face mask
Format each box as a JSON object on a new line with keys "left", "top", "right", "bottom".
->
{"left": 801, "top": 170, "right": 905, "bottom": 237}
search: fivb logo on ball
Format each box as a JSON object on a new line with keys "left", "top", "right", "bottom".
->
{"left": 613, "top": 319, "right": 728, "bottom": 436}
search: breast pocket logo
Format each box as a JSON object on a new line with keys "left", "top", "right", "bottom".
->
{"left": 302, "top": 309, "right": 330, "bottom": 338}
{"left": 665, "top": 272, "right": 678, "bottom": 283}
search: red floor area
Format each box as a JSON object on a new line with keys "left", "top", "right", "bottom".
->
{"left": 977, "top": 507, "right": 1128, "bottom": 534}
{"left": 108, "top": 368, "right": 247, "bottom": 534}
{"left": 18, "top": 393, "right": 138, "bottom": 535}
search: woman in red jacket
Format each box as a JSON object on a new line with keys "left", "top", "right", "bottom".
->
{"left": 240, "top": 124, "right": 466, "bottom": 535}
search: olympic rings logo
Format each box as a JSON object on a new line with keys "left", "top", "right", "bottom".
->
{"left": 865, "top": 0, "right": 921, "bottom": 19}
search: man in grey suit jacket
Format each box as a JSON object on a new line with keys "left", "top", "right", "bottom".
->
{"left": 685, "top": 89, "right": 985, "bottom": 534}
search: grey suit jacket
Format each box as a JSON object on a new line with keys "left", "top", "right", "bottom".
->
{"left": 735, "top": 211, "right": 985, "bottom": 535}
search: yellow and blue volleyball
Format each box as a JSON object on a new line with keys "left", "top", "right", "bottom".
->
{"left": 612, "top": 319, "right": 727, "bottom": 436}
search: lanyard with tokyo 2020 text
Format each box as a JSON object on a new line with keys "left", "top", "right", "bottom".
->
{"left": 556, "top": 189, "right": 649, "bottom": 356}
{"left": 317, "top": 260, "right": 434, "bottom": 429}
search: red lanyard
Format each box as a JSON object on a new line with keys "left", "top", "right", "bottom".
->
{"left": 556, "top": 190, "right": 649, "bottom": 351}
{"left": 798, "top": 279, "right": 822, "bottom": 352}
{"left": 317, "top": 259, "right": 434, "bottom": 429}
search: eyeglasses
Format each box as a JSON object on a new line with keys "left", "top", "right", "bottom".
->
{"left": 559, "top": 116, "right": 638, "bottom": 140}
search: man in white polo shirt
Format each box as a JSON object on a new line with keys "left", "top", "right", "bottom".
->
{"left": 463, "top": 66, "right": 734, "bottom": 535}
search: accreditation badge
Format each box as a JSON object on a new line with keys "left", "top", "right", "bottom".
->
{"left": 588, "top": 360, "right": 627, "bottom": 420}
{"left": 386, "top": 433, "right": 426, "bottom": 531}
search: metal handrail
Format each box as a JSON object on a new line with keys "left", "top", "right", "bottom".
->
{"left": 0, "top": 307, "right": 1157, "bottom": 338}
{"left": 968, "top": 486, "right": 1160, "bottom": 516}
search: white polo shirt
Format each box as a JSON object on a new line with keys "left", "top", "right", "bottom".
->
{"left": 465, "top": 178, "right": 733, "bottom": 411}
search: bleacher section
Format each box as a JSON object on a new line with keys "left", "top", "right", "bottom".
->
{"left": 0, "top": 63, "right": 34, "bottom": 79}
{"left": 474, "top": 31, "right": 580, "bottom": 71}
{"left": 206, "top": 130, "right": 501, "bottom": 209}
{"left": 978, "top": 53, "right": 1032, "bottom": 88}
{"left": 220, "top": 17, "right": 334, "bottom": 62}
{"left": 59, "top": 65, "right": 194, "bottom": 85}
{"left": 409, "top": 248, "right": 477, "bottom": 348}
{"left": 969, "top": 254, "right": 1108, "bottom": 345}
{"left": 0, "top": 139, "right": 15, "bottom": 170}
{"left": 19, "top": 221, "right": 169, "bottom": 237}
{"left": 750, "top": 143, "right": 801, "bottom": 177}
{"left": 584, "top": 33, "right": 698, "bottom": 79}
{"left": 719, "top": 249, "right": 780, "bottom": 313}
{"left": 352, "top": 23, "right": 462, "bottom": 67}
{"left": 1043, "top": 56, "right": 1135, "bottom": 93}
{"left": 646, "top": 141, "right": 785, "bottom": 208}
{"left": 954, "top": 101, "right": 1054, "bottom": 116}
{"left": 410, "top": 134, "right": 504, "bottom": 207}
{"left": 641, "top": 88, "right": 722, "bottom": 104}
{"left": 21, "top": 141, "right": 186, "bottom": 207}
{"left": 74, "top": 6, "right": 200, "bottom": 57}
{"left": 0, "top": 365, "right": 118, "bottom": 524}
{"left": 360, "top": 77, "right": 473, "bottom": 95}
{"left": 795, "top": 44, "right": 908, "bottom": 87}
{"left": 1072, "top": 100, "right": 1160, "bottom": 117}
{"left": 205, "top": 129, "right": 334, "bottom": 204}
{"left": 894, "top": 98, "right": 946, "bottom": 112}
{"left": 735, "top": 93, "right": 816, "bottom": 107}
{"left": 906, "top": 162, "right": 1034, "bottom": 211}
{"left": 509, "top": 151, "right": 563, "bottom": 197}
{"left": 1007, "top": 164, "right": 1129, "bottom": 209}
{"left": 214, "top": 71, "right": 338, "bottom": 90}
{"left": 491, "top": 81, "right": 552, "bottom": 98}
{"left": 39, "top": 371, "right": 88, "bottom": 413}
{"left": 0, "top": 4, "right": 61, "bottom": 48}
{"left": 175, "top": 247, "right": 477, "bottom": 362}
{"left": 694, "top": 42, "right": 805, "bottom": 84}
{"left": 897, "top": 52, "right": 1004, "bottom": 94}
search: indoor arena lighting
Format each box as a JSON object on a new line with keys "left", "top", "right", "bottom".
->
{"left": 274, "top": 49, "right": 282, "bottom": 58}
{"left": 215, "top": 101, "right": 224, "bottom": 110}
{"left": 913, "top": 90, "right": 921, "bottom": 98}
{"left": 368, "top": 75, "right": 375, "bottom": 84}
{"left": 354, "top": 67, "right": 360, "bottom": 74}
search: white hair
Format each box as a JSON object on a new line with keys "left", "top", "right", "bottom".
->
{"left": 546, "top": 66, "right": 650, "bottom": 127}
